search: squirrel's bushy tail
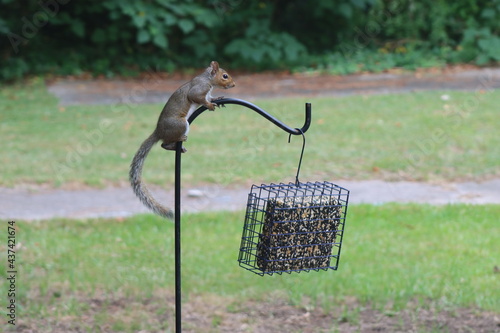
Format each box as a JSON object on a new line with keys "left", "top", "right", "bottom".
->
{"left": 129, "top": 133, "right": 174, "bottom": 219}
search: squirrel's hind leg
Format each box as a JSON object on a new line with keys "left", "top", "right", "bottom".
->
{"left": 161, "top": 142, "right": 187, "bottom": 153}
{"left": 159, "top": 119, "right": 189, "bottom": 153}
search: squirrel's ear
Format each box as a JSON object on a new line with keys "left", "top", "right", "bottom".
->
{"left": 210, "top": 61, "right": 219, "bottom": 74}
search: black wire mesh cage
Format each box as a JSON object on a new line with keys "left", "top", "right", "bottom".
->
{"left": 238, "top": 181, "right": 350, "bottom": 276}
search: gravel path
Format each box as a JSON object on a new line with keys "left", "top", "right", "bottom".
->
{"left": 3, "top": 67, "right": 500, "bottom": 220}
{"left": 2, "top": 179, "right": 500, "bottom": 220}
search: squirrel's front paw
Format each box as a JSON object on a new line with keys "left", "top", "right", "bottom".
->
{"left": 210, "top": 97, "right": 226, "bottom": 108}
{"left": 206, "top": 102, "right": 217, "bottom": 111}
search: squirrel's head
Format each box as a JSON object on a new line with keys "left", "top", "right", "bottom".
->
{"left": 209, "top": 61, "right": 236, "bottom": 89}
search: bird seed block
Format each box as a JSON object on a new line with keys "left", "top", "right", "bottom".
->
{"left": 256, "top": 195, "right": 342, "bottom": 273}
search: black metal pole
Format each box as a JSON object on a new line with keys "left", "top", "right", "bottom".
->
{"left": 174, "top": 141, "right": 183, "bottom": 332}
{"left": 171, "top": 98, "right": 311, "bottom": 332}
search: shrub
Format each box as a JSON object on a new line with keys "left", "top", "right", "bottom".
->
{"left": 0, "top": 0, "right": 498, "bottom": 81}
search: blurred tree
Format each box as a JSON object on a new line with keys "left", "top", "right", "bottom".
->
{"left": 0, "top": 0, "right": 498, "bottom": 81}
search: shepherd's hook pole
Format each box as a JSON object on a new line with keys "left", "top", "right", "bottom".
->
{"left": 172, "top": 98, "right": 311, "bottom": 332}
{"left": 174, "top": 141, "right": 183, "bottom": 332}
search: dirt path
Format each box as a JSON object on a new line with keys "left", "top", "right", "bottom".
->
{"left": 2, "top": 66, "right": 500, "bottom": 220}
{"left": 47, "top": 66, "right": 500, "bottom": 105}
{"left": 17, "top": 292, "right": 500, "bottom": 333}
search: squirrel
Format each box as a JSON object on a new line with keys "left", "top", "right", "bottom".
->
{"left": 129, "top": 61, "right": 236, "bottom": 219}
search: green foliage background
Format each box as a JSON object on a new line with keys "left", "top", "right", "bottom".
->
{"left": 1, "top": 0, "right": 500, "bottom": 80}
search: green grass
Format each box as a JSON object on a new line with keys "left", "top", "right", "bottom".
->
{"left": 2, "top": 204, "right": 498, "bottom": 331}
{"left": 1, "top": 81, "right": 499, "bottom": 187}
{"left": 1, "top": 80, "right": 498, "bottom": 331}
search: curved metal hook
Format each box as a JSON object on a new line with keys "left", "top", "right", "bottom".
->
{"left": 188, "top": 98, "right": 311, "bottom": 136}
{"left": 288, "top": 129, "right": 306, "bottom": 187}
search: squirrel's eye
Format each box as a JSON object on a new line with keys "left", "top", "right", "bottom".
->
{"left": 223, "top": 74, "right": 228, "bottom": 79}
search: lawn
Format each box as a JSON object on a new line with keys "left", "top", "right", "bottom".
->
{"left": 1, "top": 80, "right": 499, "bottom": 187}
{"left": 1, "top": 204, "right": 499, "bottom": 332}
{"left": 1, "top": 81, "right": 499, "bottom": 332}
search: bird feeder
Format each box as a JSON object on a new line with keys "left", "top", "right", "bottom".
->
{"left": 239, "top": 181, "right": 349, "bottom": 276}
{"left": 170, "top": 98, "right": 350, "bottom": 332}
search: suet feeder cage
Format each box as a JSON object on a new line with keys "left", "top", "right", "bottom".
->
{"left": 239, "top": 181, "right": 349, "bottom": 276}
